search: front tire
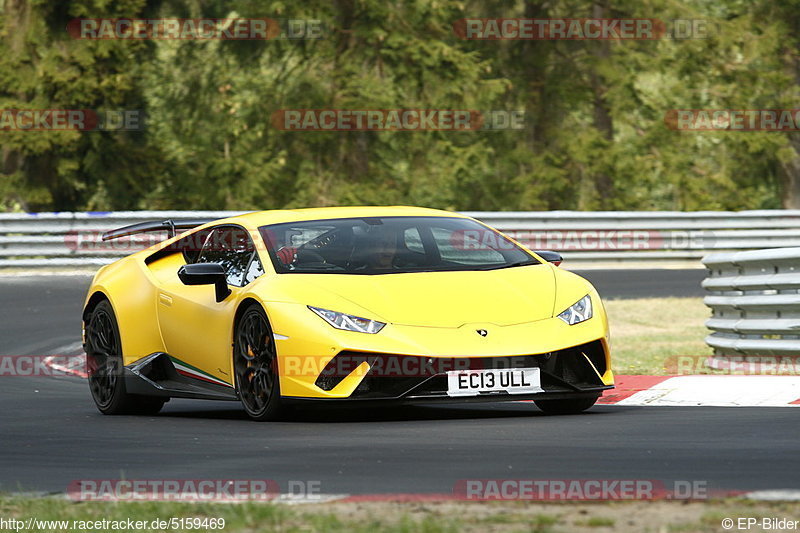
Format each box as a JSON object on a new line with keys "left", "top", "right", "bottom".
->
{"left": 85, "top": 300, "right": 165, "bottom": 416}
{"left": 534, "top": 396, "right": 598, "bottom": 415}
{"left": 234, "top": 304, "right": 285, "bottom": 421}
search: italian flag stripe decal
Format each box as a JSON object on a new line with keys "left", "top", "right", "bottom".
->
{"left": 169, "top": 356, "right": 233, "bottom": 388}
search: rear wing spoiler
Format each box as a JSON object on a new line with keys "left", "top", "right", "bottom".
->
{"left": 101, "top": 219, "right": 215, "bottom": 241}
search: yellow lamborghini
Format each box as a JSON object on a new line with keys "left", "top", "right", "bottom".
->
{"left": 82, "top": 206, "right": 613, "bottom": 421}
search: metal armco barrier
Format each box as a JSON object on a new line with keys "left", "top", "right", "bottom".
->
{"left": 0, "top": 211, "right": 239, "bottom": 268}
{"left": 2, "top": 209, "right": 800, "bottom": 267}
{"left": 703, "top": 247, "right": 800, "bottom": 356}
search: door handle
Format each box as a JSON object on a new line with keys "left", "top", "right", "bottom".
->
{"left": 159, "top": 293, "right": 173, "bottom": 307}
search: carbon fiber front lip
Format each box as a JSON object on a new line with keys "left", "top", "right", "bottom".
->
{"left": 282, "top": 384, "right": 613, "bottom": 404}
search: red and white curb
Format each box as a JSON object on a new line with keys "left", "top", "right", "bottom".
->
{"left": 17, "top": 489, "right": 800, "bottom": 505}
{"left": 273, "top": 493, "right": 452, "bottom": 504}
{"left": 38, "top": 490, "right": 798, "bottom": 504}
{"left": 36, "top": 489, "right": 800, "bottom": 505}
{"left": 599, "top": 375, "right": 800, "bottom": 407}
{"left": 40, "top": 356, "right": 800, "bottom": 407}
{"left": 275, "top": 489, "right": 800, "bottom": 503}
{"left": 43, "top": 355, "right": 87, "bottom": 378}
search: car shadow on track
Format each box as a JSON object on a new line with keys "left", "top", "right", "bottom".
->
{"left": 155, "top": 401, "right": 621, "bottom": 423}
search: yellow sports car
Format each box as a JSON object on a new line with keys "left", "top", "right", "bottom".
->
{"left": 82, "top": 206, "right": 613, "bottom": 421}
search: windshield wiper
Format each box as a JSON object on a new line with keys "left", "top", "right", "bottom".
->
{"left": 480, "top": 260, "right": 537, "bottom": 271}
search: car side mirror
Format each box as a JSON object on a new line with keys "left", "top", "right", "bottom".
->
{"left": 535, "top": 250, "right": 562, "bottom": 267}
{"left": 178, "top": 263, "right": 231, "bottom": 302}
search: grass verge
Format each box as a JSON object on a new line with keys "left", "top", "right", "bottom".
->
{"left": 604, "top": 297, "right": 711, "bottom": 375}
{"left": 1, "top": 497, "right": 797, "bottom": 533}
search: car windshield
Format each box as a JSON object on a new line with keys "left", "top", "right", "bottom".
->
{"left": 259, "top": 216, "right": 540, "bottom": 274}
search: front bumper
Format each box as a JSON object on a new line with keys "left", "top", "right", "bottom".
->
{"left": 284, "top": 339, "right": 612, "bottom": 402}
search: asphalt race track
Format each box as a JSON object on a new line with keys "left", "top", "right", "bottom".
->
{"left": 581, "top": 268, "right": 706, "bottom": 300}
{"left": 2, "top": 376, "right": 799, "bottom": 495}
{"left": 5, "top": 269, "right": 798, "bottom": 497}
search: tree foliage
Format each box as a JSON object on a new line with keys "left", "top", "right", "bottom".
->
{"left": 0, "top": 0, "right": 798, "bottom": 211}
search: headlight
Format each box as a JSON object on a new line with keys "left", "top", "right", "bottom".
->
{"left": 308, "top": 306, "right": 386, "bottom": 333}
{"left": 557, "top": 295, "right": 593, "bottom": 325}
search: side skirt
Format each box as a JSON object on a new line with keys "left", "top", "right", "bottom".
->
{"left": 124, "top": 353, "right": 239, "bottom": 401}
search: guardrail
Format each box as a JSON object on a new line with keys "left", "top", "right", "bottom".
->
{"left": 703, "top": 248, "right": 800, "bottom": 356}
{"left": 0, "top": 211, "right": 240, "bottom": 268}
{"left": 2, "top": 209, "right": 800, "bottom": 268}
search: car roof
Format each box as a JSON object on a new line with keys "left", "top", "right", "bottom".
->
{"left": 216, "top": 206, "right": 470, "bottom": 228}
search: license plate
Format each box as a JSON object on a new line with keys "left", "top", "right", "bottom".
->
{"left": 446, "top": 368, "right": 543, "bottom": 397}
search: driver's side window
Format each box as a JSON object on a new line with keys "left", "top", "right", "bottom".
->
{"left": 195, "top": 227, "right": 264, "bottom": 287}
